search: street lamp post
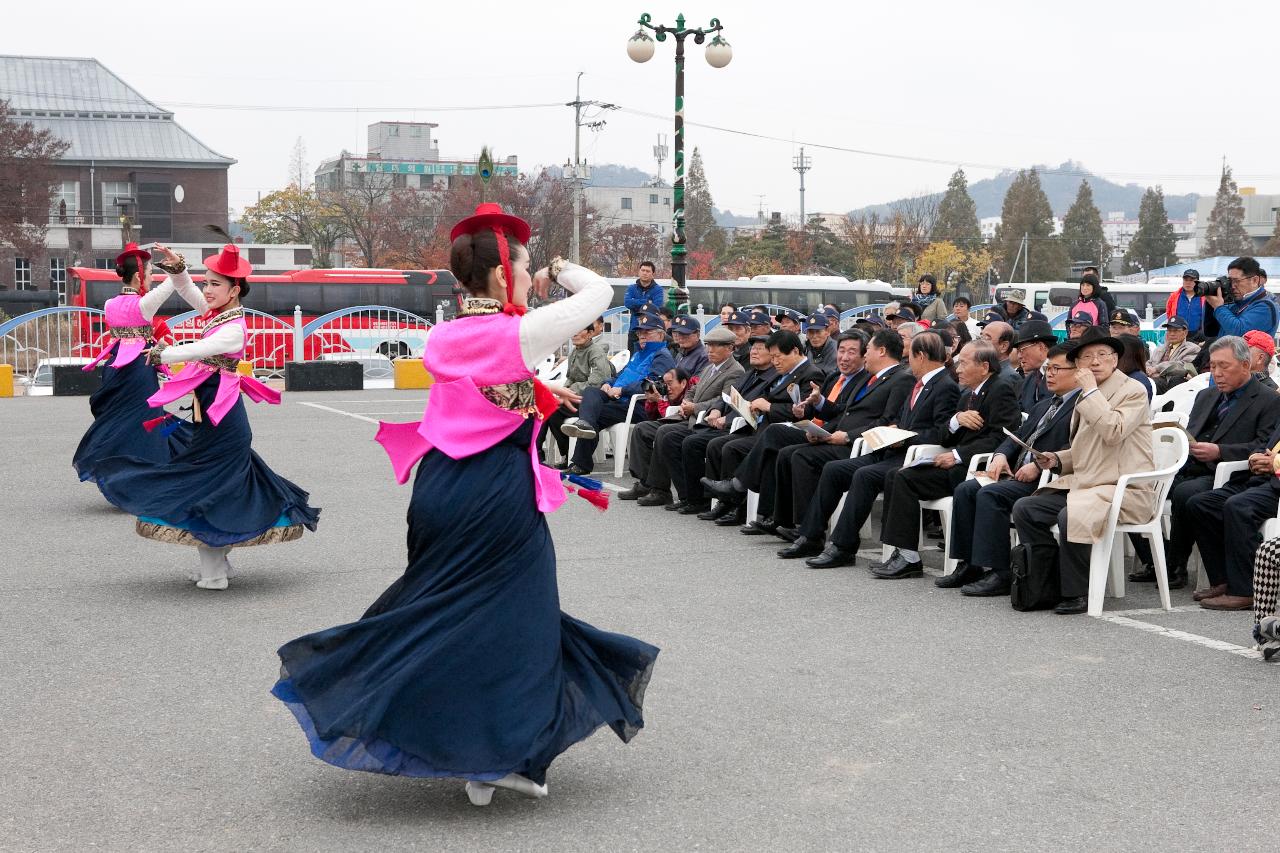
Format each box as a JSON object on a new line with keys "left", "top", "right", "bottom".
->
{"left": 628, "top": 12, "right": 731, "bottom": 301}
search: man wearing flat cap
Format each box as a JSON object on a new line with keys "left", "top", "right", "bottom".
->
{"left": 1147, "top": 316, "right": 1201, "bottom": 393}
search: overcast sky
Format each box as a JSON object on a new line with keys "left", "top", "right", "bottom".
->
{"left": 5, "top": 0, "right": 1277, "bottom": 220}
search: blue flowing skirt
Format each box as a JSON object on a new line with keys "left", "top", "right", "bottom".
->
{"left": 92, "top": 373, "right": 319, "bottom": 547}
{"left": 72, "top": 345, "right": 191, "bottom": 489}
{"left": 272, "top": 420, "right": 657, "bottom": 786}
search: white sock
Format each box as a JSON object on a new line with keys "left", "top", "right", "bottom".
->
{"left": 898, "top": 549, "right": 921, "bottom": 563}
{"left": 197, "top": 546, "right": 229, "bottom": 582}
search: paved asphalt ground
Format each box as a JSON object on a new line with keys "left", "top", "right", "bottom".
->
{"left": 3, "top": 389, "right": 1278, "bottom": 852}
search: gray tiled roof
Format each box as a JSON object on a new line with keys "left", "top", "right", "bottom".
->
{"left": 0, "top": 55, "right": 234, "bottom": 165}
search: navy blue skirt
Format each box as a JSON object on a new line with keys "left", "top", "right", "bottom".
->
{"left": 272, "top": 420, "right": 657, "bottom": 786}
{"left": 72, "top": 345, "right": 191, "bottom": 488}
{"left": 92, "top": 372, "right": 319, "bottom": 547}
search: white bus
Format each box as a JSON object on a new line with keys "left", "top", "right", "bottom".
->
{"left": 605, "top": 274, "right": 896, "bottom": 314}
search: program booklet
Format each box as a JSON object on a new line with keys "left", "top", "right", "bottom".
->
{"left": 861, "top": 425, "right": 917, "bottom": 451}
{"left": 724, "top": 388, "right": 758, "bottom": 428}
{"left": 1000, "top": 427, "right": 1051, "bottom": 464}
{"left": 786, "top": 420, "right": 834, "bottom": 441}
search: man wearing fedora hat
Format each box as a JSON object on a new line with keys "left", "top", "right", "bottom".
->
{"left": 1011, "top": 320, "right": 1058, "bottom": 413}
{"left": 1009, "top": 326, "right": 1156, "bottom": 614}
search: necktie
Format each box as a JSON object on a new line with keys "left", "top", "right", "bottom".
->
{"left": 1215, "top": 392, "right": 1232, "bottom": 425}
{"left": 1021, "top": 395, "right": 1064, "bottom": 465}
{"left": 854, "top": 373, "right": 878, "bottom": 402}
{"left": 909, "top": 379, "right": 925, "bottom": 409}
{"left": 813, "top": 374, "right": 846, "bottom": 427}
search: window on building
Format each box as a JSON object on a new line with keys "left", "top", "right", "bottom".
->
{"left": 247, "top": 248, "right": 266, "bottom": 265}
{"left": 15, "top": 258, "right": 31, "bottom": 291}
{"left": 410, "top": 125, "right": 422, "bottom": 137}
{"left": 393, "top": 173, "right": 407, "bottom": 188}
{"left": 293, "top": 248, "right": 313, "bottom": 266}
{"left": 663, "top": 197, "right": 670, "bottom": 206}
{"left": 650, "top": 193, "right": 659, "bottom": 204}
{"left": 51, "top": 181, "right": 78, "bottom": 221}
{"left": 101, "top": 181, "right": 133, "bottom": 209}
{"left": 620, "top": 197, "right": 633, "bottom": 210}
{"left": 95, "top": 258, "right": 114, "bottom": 270}
{"left": 50, "top": 258, "right": 66, "bottom": 303}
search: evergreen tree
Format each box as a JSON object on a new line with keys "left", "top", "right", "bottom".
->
{"left": 684, "top": 147, "right": 724, "bottom": 254}
{"left": 932, "top": 168, "right": 981, "bottom": 248}
{"left": 993, "top": 168, "right": 1068, "bottom": 281}
{"left": 1203, "top": 163, "right": 1252, "bottom": 257}
{"left": 1122, "top": 187, "right": 1177, "bottom": 274}
{"left": 1061, "top": 179, "right": 1110, "bottom": 271}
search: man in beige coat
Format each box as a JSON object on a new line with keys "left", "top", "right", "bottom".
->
{"left": 1011, "top": 326, "right": 1157, "bottom": 614}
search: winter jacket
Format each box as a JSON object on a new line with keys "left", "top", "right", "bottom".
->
{"left": 1211, "top": 286, "right": 1280, "bottom": 338}
{"left": 624, "top": 280, "right": 665, "bottom": 329}
{"left": 565, "top": 339, "right": 613, "bottom": 393}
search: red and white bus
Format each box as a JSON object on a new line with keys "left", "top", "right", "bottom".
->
{"left": 69, "top": 267, "right": 461, "bottom": 367}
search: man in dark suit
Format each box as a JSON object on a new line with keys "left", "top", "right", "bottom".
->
{"left": 1011, "top": 320, "right": 1056, "bottom": 414}
{"left": 671, "top": 337, "right": 777, "bottom": 517}
{"left": 939, "top": 343, "right": 1082, "bottom": 595}
{"left": 780, "top": 331, "right": 961, "bottom": 566}
{"left": 872, "top": 340, "right": 1023, "bottom": 578}
{"left": 1141, "top": 336, "right": 1280, "bottom": 597}
{"left": 698, "top": 330, "right": 826, "bottom": 528}
{"left": 702, "top": 331, "right": 868, "bottom": 522}
{"left": 979, "top": 319, "right": 1024, "bottom": 397}
{"left": 771, "top": 329, "right": 915, "bottom": 537}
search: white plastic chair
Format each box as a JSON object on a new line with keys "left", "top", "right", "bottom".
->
{"left": 1150, "top": 381, "right": 1200, "bottom": 417}
{"left": 608, "top": 350, "right": 630, "bottom": 375}
{"left": 877, "top": 443, "right": 986, "bottom": 571}
{"left": 1078, "top": 426, "right": 1189, "bottom": 617}
{"left": 879, "top": 443, "right": 945, "bottom": 562}
{"left": 566, "top": 393, "right": 641, "bottom": 477}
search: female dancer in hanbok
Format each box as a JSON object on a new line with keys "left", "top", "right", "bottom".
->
{"left": 92, "top": 242, "right": 319, "bottom": 590}
{"left": 72, "top": 243, "right": 190, "bottom": 489}
{"left": 272, "top": 204, "right": 658, "bottom": 805}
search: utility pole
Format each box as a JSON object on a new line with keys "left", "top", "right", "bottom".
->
{"left": 792, "top": 147, "right": 812, "bottom": 229}
{"left": 565, "top": 73, "right": 617, "bottom": 264}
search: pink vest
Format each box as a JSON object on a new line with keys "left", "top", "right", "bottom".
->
{"left": 84, "top": 292, "right": 152, "bottom": 371}
{"left": 146, "top": 312, "right": 279, "bottom": 425}
{"left": 376, "top": 311, "right": 565, "bottom": 513}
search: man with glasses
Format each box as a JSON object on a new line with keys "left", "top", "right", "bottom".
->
{"left": 1009, "top": 327, "right": 1156, "bottom": 615}
{"left": 1206, "top": 256, "right": 1279, "bottom": 338}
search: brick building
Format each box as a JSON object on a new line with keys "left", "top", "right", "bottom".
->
{"left": 0, "top": 55, "right": 234, "bottom": 299}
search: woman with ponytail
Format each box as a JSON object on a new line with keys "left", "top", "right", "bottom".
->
{"left": 271, "top": 203, "right": 658, "bottom": 806}
{"left": 72, "top": 243, "right": 192, "bottom": 490}
{"left": 92, "top": 239, "right": 319, "bottom": 590}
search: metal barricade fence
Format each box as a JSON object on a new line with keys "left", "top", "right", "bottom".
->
{"left": 300, "top": 305, "right": 434, "bottom": 388}
{"left": 167, "top": 308, "right": 296, "bottom": 381}
{"left": 0, "top": 306, "right": 107, "bottom": 389}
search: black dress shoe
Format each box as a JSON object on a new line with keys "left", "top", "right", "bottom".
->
{"left": 960, "top": 570, "right": 1011, "bottom": 597}
{"left": 869, "top": 549, "right": 899, "bottom": 572}
{"left": 1054, "top": 596, "right": 1087, "bottom": 615}
{"left": 618, "top": 482, "right": 649, "bottom": 501}
{"left": 775, "top": 526, "right": 800, "bottom": 543}
{"left": 778, "top": 537, "right": 825, "bottom": 559}
{"left": 637, "top": 490, "right": 673, "bottom": 507}
{"left": 934, "top": 562, "right": 983, "bottom": 589}
{"left": 871, "top": 553, "right": 924, "bottom": 579}
{"left": 923, "top": 523, "right": 944, "bottom": 540}
{"left": 678, "top": 499, "right": 712, "bottom": 515}
{"left": 806, "top": 544, "right": 858, "bottom": 569}
{"left": 664, "top": 499, "right": 688, "bottom": 512}
{"left": 1127, "top": 564, "right": 1156, "bottom": 583}
{"left": 741, "top": 518, "right": 777, "bottom": 536}
{"left": 698, "top": 501, "right": 731, "bottom": 521}
{"left": 700, "top": 477, "right": 745, "bottom": 503}
{"left": 566, "top": 463, "right": 593, "bottom": 477}
{"left": 1168, "top": 564, "right": 1188, "bottom": 590}
{"left": 715, "top": 507, "right": 747, "bottom": 527}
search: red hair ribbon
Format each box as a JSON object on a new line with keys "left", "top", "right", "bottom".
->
{"left": 491, "top": 225, "right": 526, "bottom": 316}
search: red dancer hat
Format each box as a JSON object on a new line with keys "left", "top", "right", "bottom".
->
{"left": 203, "top": 243, "right": 253, "bottom": 278}
{"left": 449, "top": 203, "right": 532, "bottom": 315}
{"left": 115, "top": 242, "right": 151, "bottom": 267}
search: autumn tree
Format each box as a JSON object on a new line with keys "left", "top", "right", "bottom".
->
{"left": 591, "top": 223, "right": 665, "bottom": 276}
{"left": 1061, "top": 179, "right": 1110, "bottom": 271}
{"left": 324, "top": 169, "right": 398, "bottom": 267}
{"left": 932, "top": 168, "right": 981, "bottom": 248}
{"left": 1203, "top": 163, "right": 1252, "bottom": 257}
{"left": 239, "top": 185, "right": 343, "bottom": 267}
{"left": 0, "top": 99, "right": 70, "bottom": 262}
{"left": 914, "top": 240, "right": 993, "bottom": 292}
{"left": 993, "top": 168, "right": 1068, "bottom": 281}
{"left": 1123, "top": 187, "right": 1177, "bottom": 274}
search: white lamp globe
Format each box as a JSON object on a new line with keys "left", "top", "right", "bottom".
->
{"left": 705, "top": 35, "right": 732, "bottom": 68}
{"left": 627, "top": 30, "right": 656, "bottom": 63}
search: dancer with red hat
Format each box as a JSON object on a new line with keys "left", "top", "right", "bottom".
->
{"left": 272, "top": 203, "right": 658, "bottom": 805}
{"left": 72, "top": 243, "right": 194, "bottom": 491}
{"left": 92, "top": 241, "right": 319, "bottom": 590}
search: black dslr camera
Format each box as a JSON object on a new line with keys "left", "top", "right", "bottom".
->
{"left": 1197, "top": 276, "right": 1236, "bottom": 304}
{"left": 644, "top": 378, "right": 669, "bottom": 396}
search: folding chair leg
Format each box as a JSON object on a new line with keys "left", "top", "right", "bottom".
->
{"left": 1087, "top": 540, "right": 1110, "bottom": 617}
{"left": 1148, "top": 531, "right": 1173, "bottom": 612}
{"left": 939, "top": 505, "right": 957, "bottom": 576}
{"left": 613, "top": 427, "right": 628, "bottom": 478}
{"left": 1107, "top": 535, "right": 1126, "bottom": 599}
{"left": 745, "top": 491, "right": 759, "bottom": 525}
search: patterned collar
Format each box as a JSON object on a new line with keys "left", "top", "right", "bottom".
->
{"left": 203, "top": 306, "right": 244, "bottom": 333}
{"left": 120, "top": 286, "right": 139, "bottom": 295}
{"left": 460, "top": 297, "right": 503, "bottom": 317}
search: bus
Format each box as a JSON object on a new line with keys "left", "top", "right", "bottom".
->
{"left": 68, "top": 266, "right": 461, "bottom": 367}
{"left": 604, "top": 274, "right": 896, "bottom": 314}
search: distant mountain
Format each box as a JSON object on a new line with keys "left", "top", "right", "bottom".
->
{"left": 848, "top": 161, "right": 1200, "bottom": 221}
{"left": 543, "top": 163, "right": 659, "bottom": 187}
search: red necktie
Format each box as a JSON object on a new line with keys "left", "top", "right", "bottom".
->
{"left": 909, "top": 379, "right": 924, "bottom": 409}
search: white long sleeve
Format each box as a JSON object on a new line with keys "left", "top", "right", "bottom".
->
{"left": 159, "top": 323, "right": 245, "bottom": 364}
{"left": 136, "top": 277, "right": 176, "bottom": 321}
{"left": 518, "top": 264, "right": 613, "bottom": 369}
{"left": 165, "top": 269, "right": 207, "bottom": 313}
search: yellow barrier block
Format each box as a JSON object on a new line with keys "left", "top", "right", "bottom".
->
{"left": 394, "top": 358, "right": 434, "bottom": 390}
{"left": 237, "top": 360, "right": 253, "bottom": 376}
{"left": 0, "top": 364, "right": 12, "bottom": 398}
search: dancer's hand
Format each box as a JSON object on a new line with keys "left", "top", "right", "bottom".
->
{"left": 532, "top": 268, "right": 553, "bottom": 300}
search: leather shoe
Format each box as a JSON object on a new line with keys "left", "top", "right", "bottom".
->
{"left": 871, "top": 553, "right": 924, "bottom": 579}
{"left": 960, "top": 570, "right": 1011, "bottom": 597}
{"left": 778, "top": 537, "right": 824, "bottom": 559}
{"left": 1054, "top": 596, "right": 1087, "bottom": 615}
{"left": 1127, "top": 564, "right": 1157, "bottom": 583}
{"left": 1167, "top": 565, "right": 1188, "bottom": 590}
{"left": 637, "top": 490, "right": 673, "bottom": 507}
{"left": 805, "top": 544, "right": 857, "bottom": 569}
{"left": 715, "top": 507, "right": 747, "bottom": 527}
{"left": 700, "top": 477, "right": 744, "bottom": 503}
{"left": 678, "top": 499, "right": 712, "bottom": 515}
{"left": 698, "top": 501, "right": 732, "bottom": 521}
{"left": 1200, "top": 593, "right": 1253, "bottom": 611}
{"left": 775, "top": 526, "right": 800, "bottom": 543}
{"left": 663, "top": 499, "right": 687, "bottom": 512}
{"left": 618, "top": 482, "right": 649, "bottom": 501}
{"left": 1192, "top": 583, "right": 1227, "bottom": 602}
{"left": 869, "top": 549, "right": 899, "bottom": 572}
{"left": 934, "top": 562, "right": 982, "bottom": 589}
{"left": 741, "top": 518, "right": 777, "bottom": 536}
{"left": 923, "top": 522, "right": 944, "bottom": 540}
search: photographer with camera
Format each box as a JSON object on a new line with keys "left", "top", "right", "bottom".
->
{"left": 1203, "top": 257, "right": 1279, "bottom": 339}
{"left": 1163, "top": 269, "right": 1206, "bottom": 337}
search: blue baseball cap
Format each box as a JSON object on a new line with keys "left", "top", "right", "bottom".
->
{"left": 1065, "top": 310, "right": 1094, "bottom": 327}
{"left": 724, "top": 309, "right": 751, "bottom": 327}
{"left": 1108, "top": 308, "right": 1141, "bottom": 327}
{"left": 748, "top": 309, "right": 774, "bottom": 328}
{"left": 775, "top": 307, "right": 804, "bottom": 324}
{"left": 671, "top": 315, "right": 701, "bottom": 335}
{"left": 803, "top": 311, "right": 829, "bottom": 331}
{"left": 634, "top": 311, "right": 664, "bottom": 331}
{"left": 854, "top": 315, "right": 886, "bottom": 328}
{"left": 1162, "top": 316, "right": 1189, "bottom": 330}
{"left": 821, "top": 306, "right": 840, "bottom": 320}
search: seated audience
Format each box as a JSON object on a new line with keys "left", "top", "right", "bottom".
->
{"left": 1147, "top": 317, "right": 1200, "bottom": 393}
{"left": 1011, "top": 320, "right": 1057, "bottom": 413}
{"left": 539, "top": 319, "right": 612, "bottom": 464}
{"left": 1244, "top": 329, "right": 1278, "bottom": 390}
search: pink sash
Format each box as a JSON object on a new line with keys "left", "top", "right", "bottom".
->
{"left": 147, "top": 363, "right": 279, "bottom": 426}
